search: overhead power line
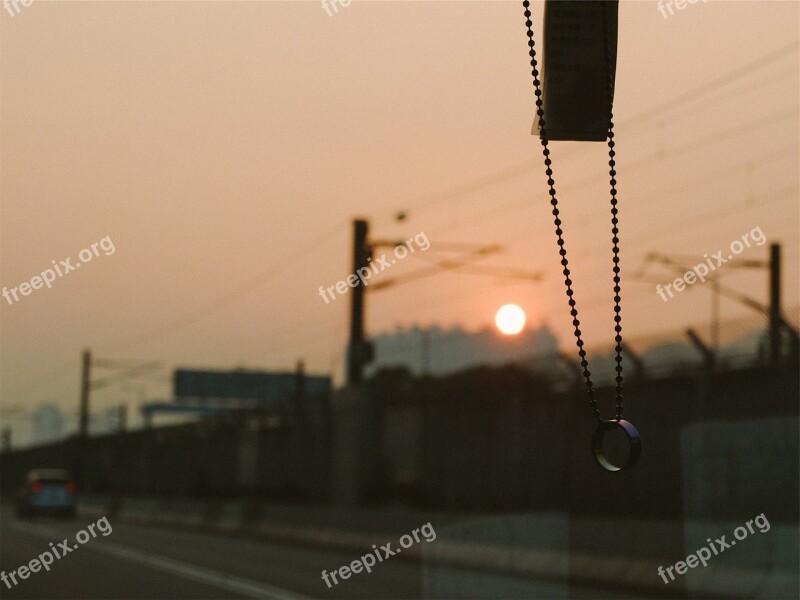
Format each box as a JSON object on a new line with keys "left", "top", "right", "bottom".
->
{"left": 622, "top": 40, "right": 799, "bottom": 129}
{"left": 99, "top": 218, "right": 348, "bottom": 354}
{"left": 366, "top": 41, "right": 799, "bottom": 226}
{"left": 413, "top": 107, "right": 798, "bottom": 240}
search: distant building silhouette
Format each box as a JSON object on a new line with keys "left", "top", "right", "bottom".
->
{"left": 365, "top": 321, "right": 778, "bottom": 383}
{"left": 31, "top": 404, "right": 64, "bottom": 445}
{"left": 365, "top": 324, "right": 561, "bottom": 377}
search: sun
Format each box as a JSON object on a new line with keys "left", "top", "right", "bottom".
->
{"left": 495, "top": 304, "right": 526, "bottom": 335}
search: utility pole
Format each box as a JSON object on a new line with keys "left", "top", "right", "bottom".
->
{"left": 295, "top": 359, "right": 306, "bottom": 427}
{"left": 75, "top": 348, "right": 92, "bottom": 489}
{"left": 638, "top": 247, "right": 795, "bottom": 364}
{"left": 347, "top": 219, "right": 372, "bottom": 385}
{"left": 79, "top": 349, "right": 92, "bottom": 439}
{"left": 711, "top": 277, "right": 720, "bottom": 354}
{"left": 292, "top": 359, "right": 308, "bottom": 493}
{"left": 295, "top": 360, "right": 306, "bottom": 401}
{"left": 769, "top": 243, "right": 781, "bottom": 366}
{"left": 343, "top": 223, "right": 532, "bottom": 384}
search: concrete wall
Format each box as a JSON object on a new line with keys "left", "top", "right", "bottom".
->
{"left": 681, "top": 417, "right": 799, "bottom": 520}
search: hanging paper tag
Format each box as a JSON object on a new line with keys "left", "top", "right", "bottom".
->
{"left": 533, "top": 0, "right": 618, "bottom": 142}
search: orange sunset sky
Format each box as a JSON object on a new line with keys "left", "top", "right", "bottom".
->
{"left": 1, "top": 1, "right": 798, "bottom": 434}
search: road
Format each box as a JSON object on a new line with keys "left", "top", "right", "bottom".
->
{"left": 0, "top": 511, "right": 424, "bottom": 599}
{"left": 0, "top": 510, "right": 658, "bottom": 599}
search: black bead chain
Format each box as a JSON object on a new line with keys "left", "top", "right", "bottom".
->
{"left": 522, "top": 0, "right": 624, "bottom": 422}
{"left": 601, "top": 3, "right": 624, "bottom": 420}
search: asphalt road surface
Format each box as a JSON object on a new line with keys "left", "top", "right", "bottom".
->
{"left": 0, "top": 510, "right": 648, "bottom": 599}
{"left": 0, "top": 511, "right": 424, "bottom": 600}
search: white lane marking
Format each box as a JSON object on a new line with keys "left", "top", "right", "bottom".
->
{"left": 8, "top": 520, "right": 314, "bottom": 600}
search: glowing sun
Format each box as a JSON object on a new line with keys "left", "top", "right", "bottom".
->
{"left": 495, "top": 304, "right": 526, "bottom": 335}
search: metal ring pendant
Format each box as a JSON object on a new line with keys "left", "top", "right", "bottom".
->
{"left": 591, "top": 419, "right": 641, "bottom": 472}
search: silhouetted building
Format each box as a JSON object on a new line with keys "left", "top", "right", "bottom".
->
{"left": 366, "top": 324, "right": 560, "bottom": 377}
{"left": 31, "top": 404, "right": 64, "bottom": 445}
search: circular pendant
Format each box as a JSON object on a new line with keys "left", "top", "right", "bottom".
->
{"left": 591, "top": 419, "right": 641, "bottom": 472}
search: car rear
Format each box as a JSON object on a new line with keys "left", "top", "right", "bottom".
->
{"left": 17, "top": 469, "right": 77, "bottom": 518}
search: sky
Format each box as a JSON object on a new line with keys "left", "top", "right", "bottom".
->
{"left": 1, "top": 0, "right": 798, "bottom": 439}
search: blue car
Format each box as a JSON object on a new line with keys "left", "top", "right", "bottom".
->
{"left": 16, "top": 469, "right": 77, "bottom": 519}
